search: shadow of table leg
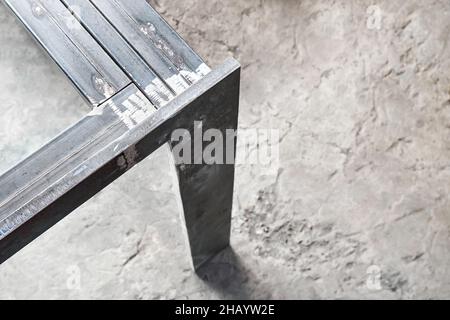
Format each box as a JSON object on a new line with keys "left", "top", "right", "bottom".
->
{"left": 196, "top": 247, "right": 255, "bottom": 299}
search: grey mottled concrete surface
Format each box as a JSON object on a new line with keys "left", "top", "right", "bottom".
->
{"left": 1, "top": 0, "right": 450, "bottom": 299}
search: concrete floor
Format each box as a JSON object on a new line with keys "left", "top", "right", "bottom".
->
{"left": 1, "top": 0, "right": 450, "bottom": 299}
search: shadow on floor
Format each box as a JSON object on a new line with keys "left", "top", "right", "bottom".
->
{"left": 196, "top": 246, "right": 266, "bottom": 299}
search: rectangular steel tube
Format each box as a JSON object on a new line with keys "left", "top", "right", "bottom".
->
{"left": 116, "top": 0, "right": 211, "bottom": 82}
{"left": 89, "top": 0, "right": 190, "bottom": 95}
{"left": 61, "top": 0, "right": 175, "bottom": 108}
{"left": 4, "top": 0, "right": 130, "bottom": 106}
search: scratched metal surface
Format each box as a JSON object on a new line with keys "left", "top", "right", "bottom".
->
{"left": 61, "top": 0, "right": 174, "bottom": 108}
{"left": 0, "top": 84, "right": 155, "bottom": 231}
{"left": 0, "top": 2, "right": 90, "bottom": 177}
{"left": 3, "top": 0, "right": 130, "bottom": 106}
{"left": 114, "top": 0, "right": 211, "bottom": 82}
{"left": 4, "top": 0, "right": 212, "bottom": 107}
{"left": 90, "top": 0, "right": 191, "bottom": 95}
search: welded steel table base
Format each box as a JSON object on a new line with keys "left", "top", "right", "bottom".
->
{"left": 0, "top": 0, "right": 240, "bottom": 272}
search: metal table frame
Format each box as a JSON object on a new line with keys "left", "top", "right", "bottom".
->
{"left": 0, "top": 0, "right": 240, "bottom": 271}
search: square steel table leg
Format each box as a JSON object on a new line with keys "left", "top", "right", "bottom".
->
{"left": 170, "top": 73, "right": 240, "bottom": 270}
